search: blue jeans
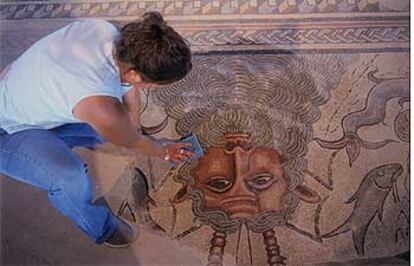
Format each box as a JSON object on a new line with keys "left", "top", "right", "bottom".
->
{"left": 0, "top": 123, "right": 118, "bottom": 243}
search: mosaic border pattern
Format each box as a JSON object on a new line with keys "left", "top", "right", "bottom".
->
{"left": 0, "top": 0, "right": 408, "bottom": 20}
{"left": 183, "top": 25, "right": 409, "bottom": 46}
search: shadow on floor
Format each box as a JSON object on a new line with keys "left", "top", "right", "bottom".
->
{"left": 0, "top": 175, "right": 140, "bottom": 265}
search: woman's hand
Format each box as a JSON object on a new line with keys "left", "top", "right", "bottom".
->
{"left": 163, "top": 142, "right": 194, "bottom": 164}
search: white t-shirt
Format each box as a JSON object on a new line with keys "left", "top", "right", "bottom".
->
{"left": 0, "top": 19, "right": 133, "bottom": 134}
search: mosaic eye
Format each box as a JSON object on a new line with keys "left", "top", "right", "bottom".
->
{"left": 203, "top": 176, "right": 233, "bottom": 193}
{"left": 247, "top": 174, "right": 275, "bottom": 191}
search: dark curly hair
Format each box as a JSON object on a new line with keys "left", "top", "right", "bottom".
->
{"left": 114, "top": 11, "right": 192, "bottom": 84}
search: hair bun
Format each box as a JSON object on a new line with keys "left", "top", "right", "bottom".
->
{"left": 150, "top": 24, "right": 164, "bottom": 39}
{"left": 143, "top": 11, "right": 166, "bottom": 40}
{"left": 143, "top": 11, "right": 165, "bottom": 26}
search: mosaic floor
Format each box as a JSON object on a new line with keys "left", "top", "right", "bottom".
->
{"left": 0, "top": 0, "right": 410, "bottom": 265}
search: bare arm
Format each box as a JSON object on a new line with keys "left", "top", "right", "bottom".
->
{"left": 122, "top": 86, "right": 141, "bottom": 130}
{"left": 73, "top": 95, "right": 193, "bottom": 161}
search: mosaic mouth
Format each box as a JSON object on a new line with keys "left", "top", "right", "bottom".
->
{"left": 219, "top": 196, "right": 260, "bottom": 218}
{"left": 220, "top": 195, "right": 258, "bottom": 206}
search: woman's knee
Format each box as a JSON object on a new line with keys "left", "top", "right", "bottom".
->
{"left": 49, "top": 159, "right": 93, "bottom": 201}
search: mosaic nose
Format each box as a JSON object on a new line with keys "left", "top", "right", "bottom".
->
{"left": 222, "top": 145, "right": 259, "bottom": 219}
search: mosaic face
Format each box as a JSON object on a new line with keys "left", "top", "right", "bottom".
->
{"left": 192, "top": 133, "right": 289, "bottom": 219}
